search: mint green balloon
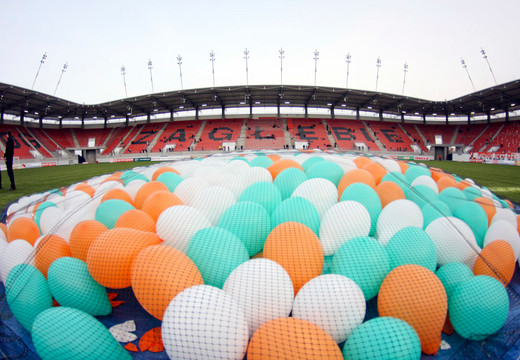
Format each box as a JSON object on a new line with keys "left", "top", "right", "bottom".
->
{"left": 406, "top": 185, "right": 439, "bottom": 209}
{"left": 217, "top": 201, "right": 271, "bottom": 257}
{"left": 250, "top": 156, "right": 274, "bottom": 168}
{"left": 187, "top": 227, "right": 249, "bottom": 288}
{"left": 230, "top": 156, "right": 249, "bottom": 164}
{"left": 450, "top": 275, "right": 509, "bottom": 340}
{"left": 463, "top": 186, "right": 481, "bottom": 201}
{"left": 273, "top": 168, "right": 307, "bottom": 200}
{"left": 386, "top": 227, "right": 437, "bottom": 271}
{"left": 95, "top": 199, "right": 135, "bottom": 229}
{"left": 271, "top": 197, "right": 320, "bottom": 235}
{"left": 156, "top": 172, "right": 183, "bottom": 192}
{"left": 34, "top": 201, "right": 58, "bottom": 229}
{"left": 439, "top": 187, "right": 468, "bottom": 213}
{"left": 32, "top": 307, "right": 131, "bottom": 360}
{"left": 322, "top": 255, "right": 334, "bottom": 275}
{"left": 6, "top": 264, "right": 53, "bottom": 332}
{"left": 343, "top": 317, "right": 421, "bottom": 360}
{"left": 404, "top": 165, "right": 431, "bottom": 183}
{"left": 301, "top": 156, "right": 324, "bottom": 172}
{"left": 120, "top": 170, "right": 148, "bottom": 186}
{"left": 239, "top": 181, "right": 282, "bottom": 214}
{"left": 421, "top": 200, "right": 452, "bottom": 228}
{"left": 47, "top": 257, "right": 111, "bottom": 316}
{"left": 454, "top": 202, "right": 488, "bottom": 248}
{"left": 340, "top": 183, "right": 381, "bottom": 236}
{"left": 331, "top": 236, "right": 390, "bottom": 300}
{"left": 306, "top": 161, "right": 344, "bottom": 186}
{"left": 435, "top": 262, "right": 473, "bottom": 298}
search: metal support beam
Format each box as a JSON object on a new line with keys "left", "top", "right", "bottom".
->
{"left": 39, "top": 115, "right": 43, "bottom": 129}
{"left": 221, "top": 105, "right": 225, "bottom": 119}
{"left": 467, "top": 114, "right": 471, "bottom": 126}
{"left": 104, "top": 116, "right": 108, "bottom": 129}
{"left": 147, "top": 112, "right": 151, "bottom": 124}
{"left": 0, "top": 110, "right": 3, "bottom": 125}
{"left": 170, "top": 109, "right": 174, "bottom": 122}
{"left": 401, "top": 113, "right": 405, "bottom": 124}
{"left": 277, "top": 100, "right": 281, "bottom": 120}
{"left": 125, "top": 115, "right": 129, "bottom": 127}
{"left": 422, "top": 113, "right": 426, "bottom": 124}
{"left": 305, "top": 104, "right": 308, "bottom": 119}
{"left": 20, "top": 111, "right": 24, "bottom": 127}
{"left": 487, "top": 112, "right": 491, "bottom": 124}
{"left": 505, "top": 108, "right": 510, "bottom": 122}
{"left": 195, "top": 106, "right": 199, "bottom": 121}
{"left": 59, "top": 117, "right": 62, "bottom": 129}
{"left": 445, "top": 114, "right": 449, "bottom": 125}
{"left": 249, "top": 101, "right": 253, "bottom": 119}
{"left": 356, "top": 107, "right": 360, "bottom": 121}
{"left": 331, "top": 105, "right": 335, "bottom": 119}
{"left": 379, "top": 109, "right": 383, "bottom": 122}
{"left": 81, "top": 116, "right": 85, "bottom": 129}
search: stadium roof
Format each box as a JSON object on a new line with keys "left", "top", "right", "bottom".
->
{"left": 1, "top": 79, "right": 520, "bottom": 122}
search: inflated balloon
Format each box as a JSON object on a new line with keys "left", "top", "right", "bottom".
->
{"left": 449, "top": 275, "right": 509, "bottom": 340}
{"left": 7, "top": 217, "right": 41, "bottom": 245}
{"left": 0, "top": 239, "right": 35, "bottom": 283}
{"left": 32, "top": 307, "right": 131, "bottom": 360}
{"left": 162, "top": 285, "right": 249, "bottom": 360}
{"left": 141, "top": 191, "right": 183, "bottom": 221}
{"left": 375, "top": 180, "right": 406, "bottom": 208}
{"left": 247, "top": 317, "right": 342, "bottom": 360}
{"left": 331, "top": 236, "right": 390, "bottom": 300}
{"left": 100, "top": 188, "right": 134, "bottom": 205}
{"left": 386, "top": 226, "right": 437, "bottom": 271}
{"left": 191, "top": 186, "right": 236, "bottom": 225}
{"left": 378, "top": 264, "right": 447, "bottom": 355}
{"left": 483, "top": 219, "right": 520, "bottom": 259}
{"left": 156, "top": 171, "right": 184, "bottom": 192}
{"left": 94, "top": 199, "right": 135, "bottom": 229}
{"left": 435, "top": 262, "right": 474, "bottom": 299}
{"left": 292, "top": 274, "right": 365, "bottom": 343}
{"left": 267, "top": 158, "right": 304, "bottom": 180}
{"left": 425, "top": 217, "right": 479, "bottom": 268}
{"left": 5, "top": 264, "right": 53, "bottom": 332}
{"left": 69, "top": 220, "right": 108, "bottom": 262}
{"left": 306, "top": 160, "right": 344, "bottom": 186}
{"left": 273, "top": 167, "right": 308, "bottom": 200}
{"left": 375, "top": 199, "right": 423, "bottom": 246}
{"left": 353, "top": 156, "right": 372, "bottom": 168}
{"left": 474, "top": 240, "right": 516, "bottom": 286}
{"left": 86, "top": 228, "right": 161, "bottom": 288}
{"left": 249, "top": 155, "right": 274, "bottom": 168}
{"left": 462, "top": 186, "right": 482, "bottom": 201}
{"left": 406, "top": 184, "right": 439, "bottom": 209}
{"left": 115, "top": 209, "right": 156, "bottom": 232}
{"left": 187, "top": 227, "right": 249, "bottom": 288}
{"left": 34, "top": 234, "right": 72, "bottom": 278}
{"left": 34, "top": 201, "right": 58, "bottom": 230}
{"left": 492, "top": 206, "right": 518, "bottom": 227}
{"left": 474, "top": 196, "right": 497, "bottom": 226}
{"left": 343, "top": 317, "right": 421, "bottom": 360}
{"left": 292, "top": 178, "right": 338, "bottom": 219}
{"left": 156, "top": 205, "right": 211, "bottom": 254}
{"left": 173, "top": 177, "right": 209, "bottom": 205}
{"left": 223, "top": 258, "right": 294, "bottom": 336}
{"left": 421, "top": 200, "right": 452, "bottom": 228}
{"left": 152, "top": 166, "right": 180, "bottom": 180}
{"left": 217, "top": 201, "right": 271, "bottom": 257}
{"left": 239, "top": 181, "right": 282, "bottom": 215}
{"left": 263, "top": 222, "right": 323, "bottom": 295}
{"left": 271, "top": 196, "right": 320, "bottom": 236}
{"left": 411, "top": 175, "right": 439, "bottom": 194}
{"left": 133, "top": 181, "right": 169, "bottom": 209}
{"left": 301, "top": 156, "right": 324, "bottom": 172}
{"left": 439, "top": 187, "right": 468, "bottom": 213}
{"left": 404, "top": 164, "right": 431, "bottom": 183}
{"left": 340, "top": 183, "right": 382, "bottom": 236}
{"left": 362, "top": 161, "right": 387, "bottom": 185}
{"left": 131, "top": 245, "right": 203, "bottom": 320}
{"left": 338, "top": 168, "right": 376, "bottom": 199}
{"left": 47, "top": 257, "right": 111, "bottom": 316}
{"left": 381, "top": 171, "right": 410, "bottom": 196}
{"left": 120, "top": 170, "right": 148, "bottom": 186}
{"left": 454, "top": 201, "right": 489, "bottom": 248}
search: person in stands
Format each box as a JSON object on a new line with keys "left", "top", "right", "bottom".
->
{"left": 4, "top": 131, "right": 16, "bottom": 191}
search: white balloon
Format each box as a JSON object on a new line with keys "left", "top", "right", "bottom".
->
{"left": 162, "top": 285, "right": 249, "bottom": 360}
{"left": 426, "top": 216, "right": 479, "bottom": 267}
{"left": 491, "top": 207, "right": 518, "bottom": 228}
{"left": 174, "top": 177, "right": 209, "bottom": 206}
{"left": 51, "top": 207, "right": 96, "bottom": 242}
{"left": 375, "top": 199, "right": 423, "bottom": 246}
{"left": 191, "top": 186, "right": 236, "bottom": 226}
{"left": 0, "top": 240, "right": 35, "bottom": 283}
{"left": 292, "top": 274, "right": 366, "bottom": 343}
{"left": 411, "top": 175, "right": 439, "bottom": 194}
{"left": 62, "top": 190, "right": 92, "bottom": 211}
{"left": 292, "top": 178, "right": 338, "bottom": 220}
{"left": 93, "top": 180, "right": 124, "bottom": 199}
{"left": 379, "top": 158, "right": 401, "bottom": 173}
{"left": 484, "top": 220, "right": 520, "bottom": 259}
{"left": 213, "top": 174, "right": 247, "bottom": 199}
{"left": 39, "top": 206, "right": 65, "bottom": 236}
{"left": 156, "top": 205, "right": 211, "bottom": 253}
{"left": 245, "top": 167, "right": 273, "bottom": 186}
{"left": 481, "top": 188, "right": 494, "bottom": 200}
{"left": 223, "top": 259, "right": 294, "bottom": 337}
{"left": 319, "top": 201, "right": 371, "bottom": 256}
{"left": 124, "top": 179, "right": 148, "bottom": 201}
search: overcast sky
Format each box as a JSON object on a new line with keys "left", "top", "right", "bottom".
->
{"left": 1, "top": 0, "right": 518, "bottom": 105}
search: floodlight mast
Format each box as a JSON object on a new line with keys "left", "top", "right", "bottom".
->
{"left": 121, "top": 66, "right": 128, "bottom": 98}
{"left": 460, "top": 58, "right": 476, "bottom": 92}
{"left": 375, "top": 57, "right": 382, "bottom": 91}
{"left": 53, "top": 62, "right": 68, "bottom": 96}
{"left": 279, "top": 48, "right": 285, "bottom": 86}
{"left": 210, "top": 51, "right": 216, "bottom": 88}
{"left": 402, "top": 62, "right": 408, "bottom": 95}
{"left": 32, "top": 52, "right": 47, "bottom": 90}
{"left": 313, "top": 49, "right": 319, "bottom": 87}
{"left": 244, "top": 48, "right": 250, "bottom": 87}
{"left": 345, "top": 53, "right": 351, "bottom": 88}
{"left": 177, "top": 55, "right": 183, "bottom": 90}
{"left": 481, "top": 48, "right": 497, "bottom": 85}
{"left": 148, "top": 60, "right": 155, "bottom": 94}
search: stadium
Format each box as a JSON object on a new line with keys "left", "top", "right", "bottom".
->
{"left": 2, "top": 1, "right": 520, "bottom": 360}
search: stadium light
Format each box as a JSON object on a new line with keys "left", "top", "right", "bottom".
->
{"left": 375, "top": 57, "right": 382, "bottom": 91}
{"left": 345, "top": 53, "right": 352, "bottom": 88}
{"left": 148, "top": 60, "right": 155, "bottom": 93}
{"left": 53, "top": 62, "right": 68, "bottom": 96}
{"left": 244, "top": 48, "right": 250, "bottom": 87}
{"left": 480, "top": 48, "right": 498, "bottom": 85}
{"left": 460, "top": 58, "right": 476, "bottom": 92}
{"left": 402, "top": 62, "right": 408, "bottom": 95}
{"left": 121, "top": 66, "right": 128, "bottom": 98}
{"left": 313, "top": 49, "right": 319, "bottom": 87}
{"left": 32, "top": 52, "right": 47, "bottom": 90}
{"left": 210, "top": 51, "right": 216, "bottom": 88}
{"left": 279, "top": 48, "right": 285, "bottom": 86}
{"left": 177, "top": 55, "right": 183, "bottom": 90}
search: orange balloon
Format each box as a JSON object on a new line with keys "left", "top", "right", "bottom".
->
{"left": 267, "top": 159, "right": 304, "bottom": 180}
{"left": 263, "top": 222, "right": 323, "bottom": 295}
{"left": 101, "top": 188, "right": 134, "bottom": 205}
{"left": 266, "top": 154, "right": 281, "bottom": 162}
{"left": 376, "top": 181, "right": 406, "bottom": 208}
{"left": 142, "top": 191, "right": 183, "bottom": 221}
{"left": 251, "top": 251, "right": 263, "bottom": 259}
{"left": 338, "top": 169, "right": 376, "bottom": 199}
{"left": 102, "top": 175, "right": 124, "bottom": 184}
{"left": 0, "top": 222, "right": 8, "bottom": 238}
{"left": 436, "top": 176, "right": 457, "bottom": 192}
{"left": 473, "top": 240, "right": 515, "bottom": 286}
{"left": 353, "top": 156, "right": 372, "bottom": 169}
{"left": 430, "top": 168, "right": 446, "bottom": 182}
{"left": 362, "top": 161, "right": 388, "bottom": 185}
{"left": 86, "top": 228, "right": 161, "bottom": 288}
{"left": 69, "top": 220, "right": 108, "bottom": 261}
{"left": 504, "top": 199, "right": 514, "bottom": 210}
{"left": 378, "top": 264, "right": 447, "bottom": 355}
{"left": 247, "top": 317, "right": 342, "bottom": 360}
{"left": 133, "top": 181, "right": 170, "bottom": 209}
{"left": 131, "top": 245, "right": 203, "bottom": 320}
{"left": 115, "top": 209, "right": 156, "bottom": 232}
{"left": 397, "top": 160, "right": 409, "bottom": 174}
{"left": 35, "top": 234, "right": 72, "bottom": 278}
{"left": 474, "top": 197, "right": 496, "bottom": 226}
{"left": 74, "top": 183, "right": 95, "bottom": 197}
{"left": 152, "top": 166, "right": 180, "bottom": 181}
{"left": 455, "top": 180, "right": 472, "bottom": 191}
{"left": 517, "top": 215, "right": 520, "bottom": 234}
{"left": 8, "top": 217, "right": 41, "bottom": 245}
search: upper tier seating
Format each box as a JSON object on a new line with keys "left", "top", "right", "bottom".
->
{"left": 326, "top": 119, "right": 380, "bottom": 151}
{"left": 194, "top": 119, "right": 243, "bottom": 151}
{"left": 125, "top": 123, "right": 163, "bottom": 154}
{"left": 483, "top": 121, "right": 520, "bottom": 153}
{"left": 365, "top": 121, "right": 414, "bottom": 152}
{"left": 0, "top": 125, "right": 39, "bottom": 159}
{"left": 245, "top": 118, "right": 286, "bottom": 150}
{"left": 286, "top": 118, "right": 331, "bottom": 149}
{"left": 152, "top": 121, "right": 201, "bottom": 152}
{"left": 75, "top": 128, "right": 111, "bottom": 148}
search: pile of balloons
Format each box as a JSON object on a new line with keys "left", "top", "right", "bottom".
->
{"left": 1, "top": 150, "right": 519, "bottom": 359}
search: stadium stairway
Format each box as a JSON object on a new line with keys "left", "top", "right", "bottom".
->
{"left": 148, "top": 123, "right": 168, "bottom": 152}
{"left": 72, "top": 130, "right": 80, "bottom": 148}
{"left": 322, "top": 119, "right": 337, "bottom": 148}
{"left": 283, "top": 119, "right": 292, "bottom": 148}
{"left": 481, "top": 123, "right": 505, "bottom": 151}
{"left": 235, "top": 119, "right": 247, "bottom": 149}
{"left": 363, "top": 121, "right": 385, "bottom": 151}
{"left": 450, "top": 125, "right": 459, "bottom": 144}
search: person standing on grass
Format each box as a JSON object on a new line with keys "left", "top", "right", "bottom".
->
{"left": 4, "top": 131, "right": 15, "bottom": 191}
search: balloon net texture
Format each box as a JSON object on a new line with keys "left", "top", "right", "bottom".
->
{"left": 1, "top": 151, "right": 520, "bottom": 360}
